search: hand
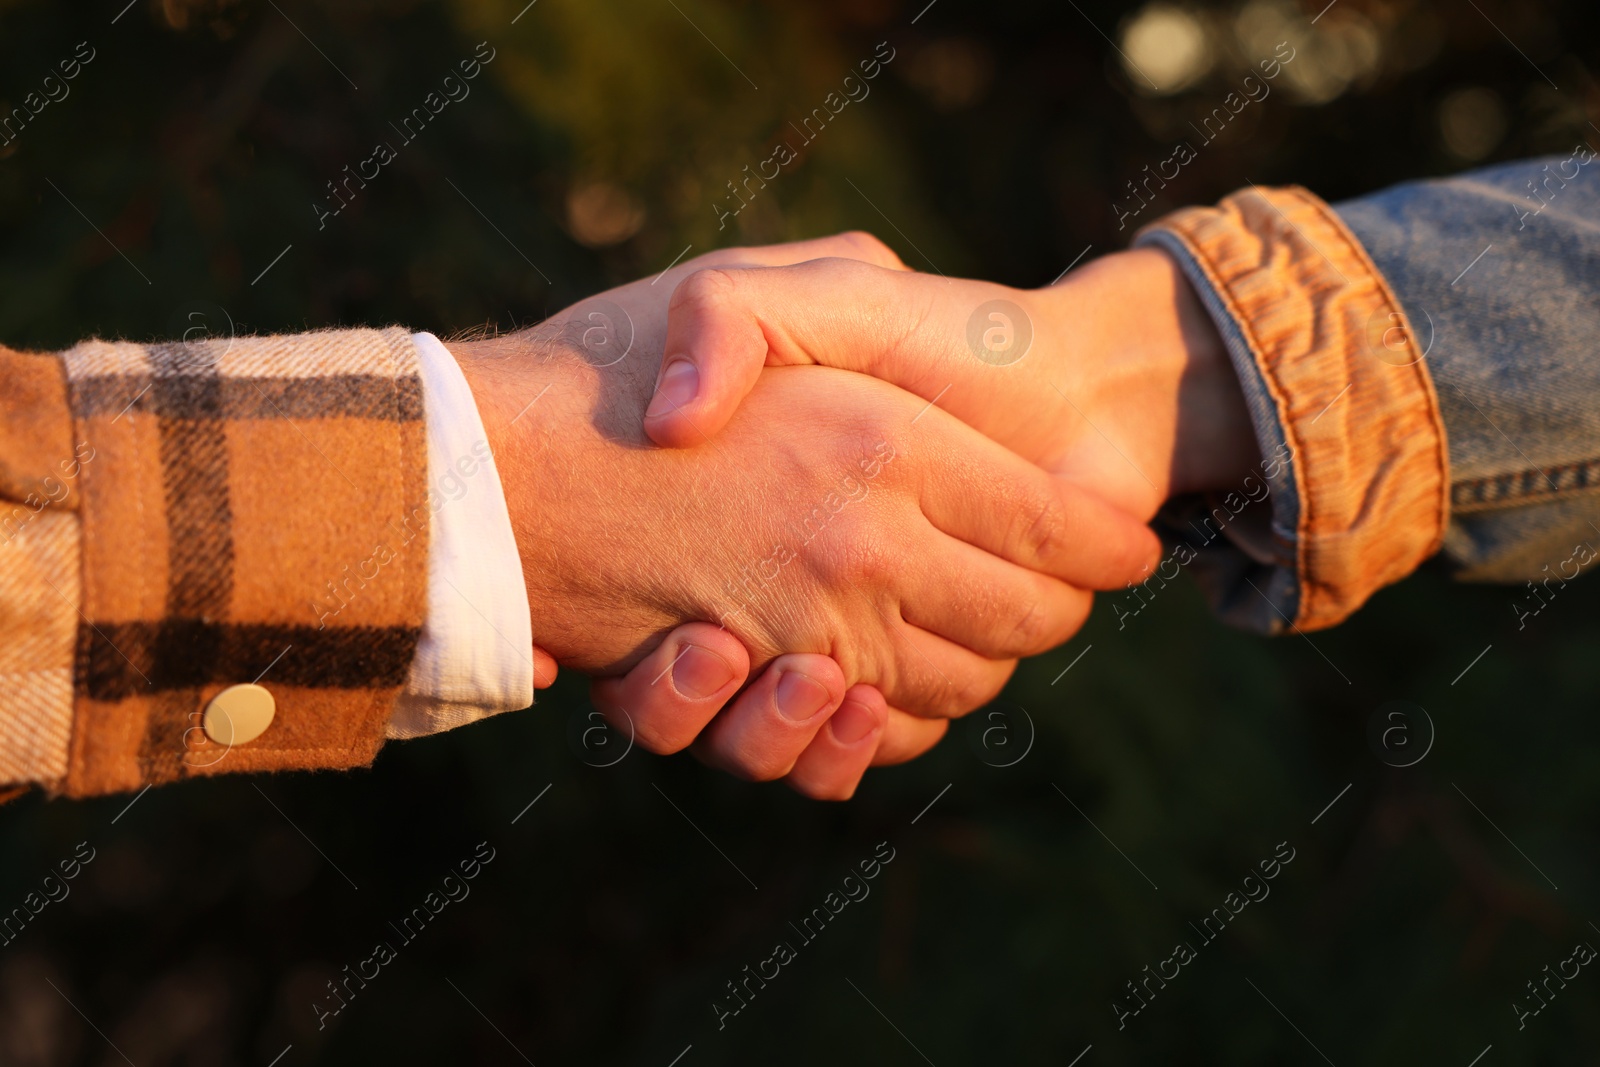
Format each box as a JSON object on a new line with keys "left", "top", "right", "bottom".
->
{"left": 470, "top": 236, "right": 942, "bottom": 794}
{"left": 588, "top": 621, "right": 927, "bottom": 799}
{"left": 640, "top": 240, "right": 1258, "bottom": 519}
{"left": 618, "top": 240, "right": 1255, "bottom": 798}
{"left": 455, "top": 356, "right": 1156, "bottom": 699}
{"left": 444, "top": 241, "right": 1158, "bottom": 793}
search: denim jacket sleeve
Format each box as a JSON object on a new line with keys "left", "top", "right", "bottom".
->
{"left": 1133, "top": 151, "right": 1600, "bottom": 633}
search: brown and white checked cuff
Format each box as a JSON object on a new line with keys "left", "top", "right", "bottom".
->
{"left": 1, "top": 327, "right": 430, "bottom": 796}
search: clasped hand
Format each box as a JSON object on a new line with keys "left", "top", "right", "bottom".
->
{"left": 449, "top": 233, "right": 1253, "bottom": 799}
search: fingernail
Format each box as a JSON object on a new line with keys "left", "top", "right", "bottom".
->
{"left": 671, "top": 644, "right": 735, "bottom": 700}
{"left": 828, "top": 699, "right": 879, "bottom": 744}
{"left": 645, "top": 358, "right": 699, "bottom": 418}
{"left": 775, "top": 670, "right": 831, "bottom": 721}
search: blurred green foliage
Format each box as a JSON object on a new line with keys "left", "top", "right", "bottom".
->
{"left": 2, "top": 0, "right": 1599, "bottom": 1063}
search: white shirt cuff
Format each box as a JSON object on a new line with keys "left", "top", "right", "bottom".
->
{"left": 388, "top": 332, "right": 534, "bottom": 740}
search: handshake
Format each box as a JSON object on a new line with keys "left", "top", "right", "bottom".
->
{"left": 449, "top": 233, "right": 1260, "bottom": 800}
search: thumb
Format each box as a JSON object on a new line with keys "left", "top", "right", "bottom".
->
{"left": 642, "top": 258, "right": 959, "bottom": 448}
{"left": 643, "top": 267, "right": 774, "bottom": 447}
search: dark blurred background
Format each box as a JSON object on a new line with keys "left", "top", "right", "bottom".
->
{"left": 3, "top": 0, "right": 1599, "bottom": 1062}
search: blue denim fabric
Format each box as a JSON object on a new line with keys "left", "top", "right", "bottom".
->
{"left": 1337, "top": 154, "right": 1600, "bottom": 583}
{"left": 1136, "top": 228, "right": 1303, "bottom": 633}
{"left": 1143, "top": 157, "right": 1600, "bottom": 633}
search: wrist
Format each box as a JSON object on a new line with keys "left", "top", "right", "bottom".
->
{"left": 1040, "top": 247, "right": 1256, "bottom": 504}
{"left": 442, "top": 332, "right": 581, "bottom": 565}
{"left": 445, "top": 325, "right": 687, "bottom": 675}
{"left": 446, "top": 336, "right": 532, "bottom": 459}
{"left": 1156, "top": 250, "right": 1259, "bottom": 496}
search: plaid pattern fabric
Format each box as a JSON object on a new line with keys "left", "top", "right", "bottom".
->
{"left": 0, "top": 348, "right": 80, "bottom": 787}
{"left": 0, "top": 328, "right": 428, "bottom": 797}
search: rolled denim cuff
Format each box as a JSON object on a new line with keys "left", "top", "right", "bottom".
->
{"left": 1135, "top": 185, "right": 1450, "bottom": 633}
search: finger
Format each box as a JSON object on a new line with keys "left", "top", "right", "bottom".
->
{"left": 690, "top": 655, "right": 846, "bottom": 781}
{"left": 532, "top": 645, "right": 558, "bottom": 690}
{"left": 876, "top": 623, "right": 1018, "bottom": 719}
{"left": 644, "top": 257, "right": 943, "bottom": 448}
{"left": 657, "top": 232, "right": 910, "bottom": 296}
{"left": 644, "top": 268, "right": 769, "bottom": 446}
{"left": 909, "top": 420, "right": 1162, "bottom": 590}
{"left": 871, "top": 708, "right": 948, "bottom": 766}
{"left": 589, "top": 623, "right": 748, "bottom": 754}
{"left": 900, "top": 532, "right": 1095, "bottom": 659}
{"left": 783, "top": 684, "right": 889, "bottom": 801}
{"left": 699, "top": 231, "right": 910, "bottom": 273}
{"left": 644, "top": 241, "right": 911, "bottom": 446}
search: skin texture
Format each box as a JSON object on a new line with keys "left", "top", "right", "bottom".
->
{"left": 455, "top": 351, "right": 1152, "bottom": 706}
{"left": 448, "top": 236, "right": 1250, "bottom": 800}
{"left": 446, "top": 236, "right": 1164, "bottom": 797}
{"left": 645, "top": 243, "right": 1257, "bottom": 514}
{"left": 625, "top": 238, "right": 1254, "bottom": 797}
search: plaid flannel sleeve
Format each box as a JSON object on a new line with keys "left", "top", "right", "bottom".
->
{"left": 0, "top": 327, "right": 429, "bottom": 798}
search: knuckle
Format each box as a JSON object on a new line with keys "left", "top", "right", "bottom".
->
{"left": 852, "top": 533, "right": 895, "bottom": 585}
{"left": 790, "top": 776, "right": 855, "bottom": 802}
{"left": 893, "top": 668, "right": 985, "bottom": 720}
{"left": 971, "top": 676, "right": 1010, "bottom": 714}
{"left": 995, "top": 587, "right": 1091, "bottom": 657}
{"left": 1002, "top": 598, "right": 1052, "bottom": 657}
{"left": 951, "top": 663, "right": 1012, "bottom": 717}
{"left": 1128, "top": 529, "right": 1163, "bottom": 583}
{"left": 600, "top": 695, "right": 678, "bottom": 754}
{"left": 635, "top": 735, "right": 680, "bottom": 756}
{"left": 1065, "top": 589, "right": 1093, "bottom": 638}
{"left": 1091, "top": 524, "right": 1158, "bottom": 592}
{"left": 813, "top": 514, "right": 893, "bottom": 586}
{"left": 1016, "top": 489, "right": 1067, "bottom": 569}
{"left": 833, "top": 230, "right": 902, "bottom": 269}
{"left": 1035, "top": 591, "right": 1093, "bottom": 652}
{"left": 632, "top": 719, "right": 690, "bottom": 756}
{"left": 724, "top": 749, "right": 792, "bottom": 783}
{"left": 668, "top": 266, "right": 741, "bottom": 317}
{"left": 861, "top": 407, "right": 904, "bottom": 448}
{"left": 926, "top": 684, "right": 967, "bottom": 720}
{"left": 873, "top": 717, "right": 947, "bottom": 766}
{"left": 837, "top": 413, "right": 906, "bottom": 481}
